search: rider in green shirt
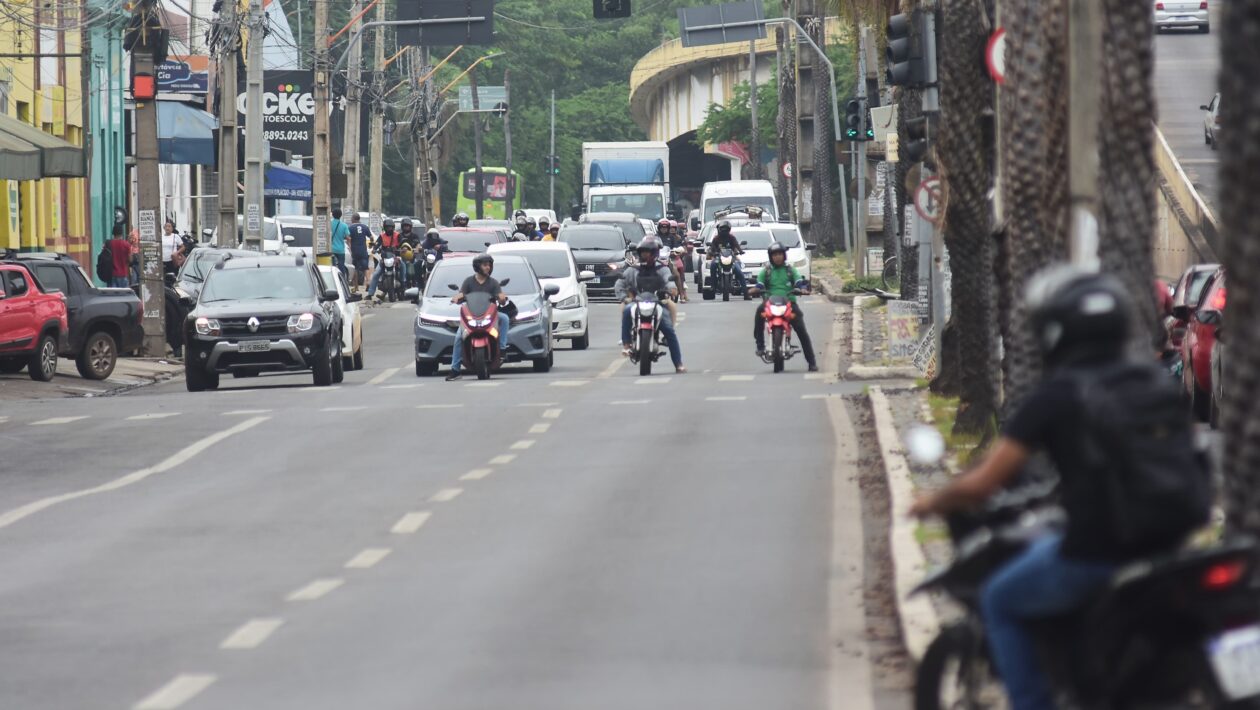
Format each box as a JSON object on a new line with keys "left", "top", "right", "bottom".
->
{"left": 750, "top": 242, "right": 818, "bottom": 371}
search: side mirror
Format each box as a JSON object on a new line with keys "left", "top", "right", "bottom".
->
{"left": 404, "top": 287, "right": 420, "bottom": 303}
{"left": 284, "top": 235, "right": 296, "bottom": 244}
{"left": 322, "top": 288, "right": 340, "bottom": 302}
{"left": 447, "top": 283, "right": 459, "bottom": 291}
{"left": 578, "top": 270, "right": 596, "bottom": 282}
{"left": 1171, "top": 304, "right": 1192, "bottom": 321}
{"left": 201, "top": 228, "right": 213, "bottom": 239}
{"left": 485, "top": 242, "right": 492, "bottom": 247}
{"left": 806, "top": 243, "right": 818, "bottom": 252}
{"left": 179, "top": 295, "right": 195, "bottom": 307}
{"left": 1200, "top": 104, "right": 1210, "bottom": 111}
{"left": 739, "top": 240, "right": 748, "bottom": 246}
{"left": 780, "top": 212, "right": 791, "bottom": 222}
{"left": 499, "top": 278, "right": 511, "bottom": 287}
{"left": 544, "top": 283, "right": 560, "bottom": 297}
{"left": 690, "top": 217, "right": 701, "bottom": 231}
{"left": 1197, "top": 309, "right": 1222, "bottom": 326}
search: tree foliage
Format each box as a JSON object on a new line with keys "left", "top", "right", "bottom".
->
{"left": 694, "top": 80, "right": 780, "bottom": 152}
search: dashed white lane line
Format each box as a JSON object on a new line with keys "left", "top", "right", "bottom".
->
{"left": 465, "top": 381, "right": 502, "bottom": 388}
{"left": 344, "top": 548, "right": 391, "bottom": 569}
{"left": 804, "top": 373, "right": 828, "bottom": 380}
{"left": 417, "top": 403, "right": 463, "bottom": 409}
{"left": 29, "top": 416, "right": 88, "bottom": 426}
{"left": 0, "top": 416, "right": 9, "bottom": 423}
{"left": 0, "top": 416, "right": 269, "bottom": 531}
{"left": 219, "top": 618, "right": 284, "bottom": 650}
{"left": 460, "top": 468, "right": 493, "bottom": 481}
{"left": 635, "top": 377, "right": 672, "bottom": 385}
{"left": 133, "top": 673, "right": 217, "bottom": 709}
{"left": 802, "top": 393, "right": 838, "bottom": 400}
{"left": 611, "top": 399, "right": 650, "bottom": 405}
{"left": 706, "top": 396, "right": 748, "bottom": 402}
{"left": 391, "top": 511, "right": 432, "bottom": 533}
{"left": 286, "top": 578, "right": 344, "bottom": 601}
{"left": 541, "top": 408, "right": 563, "bottom": 419}
{"left": 517, "top": 402, "right": 559, "bottom": 407}
{"left": 366, "top": 367, "right": 402, "bottom": 386}
{"left": 320, "top": 406, "right": 367, "bottom": 412}
{"left": 549, "top": 379, "right": 589, "bottom": 387}
{"left": 382, "top": 383, "right": 423, "bottom": 389}
{"left": 597, "top": 357, "right": 626, "bottom": 379}
{"left": 719, "top": 374, "right": 755, "bottom": 382}
{"left": 510, "top": 439, "right": 536, "bottom": 450}
{"left": 489, "top": 454, "right": 517, "bottom": 465}
{"left": 529, "top": 423, "right": 551, "bottom": 434}
{"left": 222, "top": 409, "right": 271, "bottom": 416}
{"left": 429, "top": 488, "right": 463, "bottom": 503}
{"left": 127, "top": 413, "right": 181, "bottom": 421}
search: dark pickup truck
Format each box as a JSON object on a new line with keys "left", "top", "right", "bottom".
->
{"left": 14, "top": 253, "right": 144, "bottom": 379}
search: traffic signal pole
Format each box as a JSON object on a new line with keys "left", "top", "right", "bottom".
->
{"left": 549, "top": 90, "right": 556, "bottom": 214}
{"left": 1068, "top": 0, "right": 1101, "bottom": 270}
{"left": 131, "top": 0, "right": 166, "bottom": 355}
{"left": 504, "top": 69, "right": 513, "bottom": 215}
{"left": 313, "top": 0, "right": 332, "bottom": 266}
{"left": 855, "top": 27, "right": 868, "bottom": 277}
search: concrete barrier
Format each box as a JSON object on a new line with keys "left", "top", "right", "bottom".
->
{"left": 1152, "top": 124, "right": 1219, "bottom": 279}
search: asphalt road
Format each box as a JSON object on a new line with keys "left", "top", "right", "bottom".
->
{"left": 1153, "top": 3, "right": 1222, "bottom": 212}
{"left": 0, "top": 295, "right": 895, "bottom": 709}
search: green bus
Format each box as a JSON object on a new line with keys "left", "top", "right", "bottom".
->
{"left": 455, "top": 167, "right": 521, "bottom": 221}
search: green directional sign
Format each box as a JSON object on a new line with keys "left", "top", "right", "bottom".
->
{"left": 458, "top": 86, "right": 506, "bottom": 112}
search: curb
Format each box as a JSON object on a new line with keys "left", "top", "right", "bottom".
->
{"left": 867, "top": 385, "right": 940, "bottom": 662}
{"left": 845, "top": 365, "right": 922, "bottom": 381}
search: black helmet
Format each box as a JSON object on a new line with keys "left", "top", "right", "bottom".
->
{"left": 513, "top": 209, "right": 527, "bottom": 219}
{"left": 636, "top": 237, "right": 661, "bottom": 262}
{"left": 453, "top": 212, "right": 470, "bottom": 226}
{"left": 382, "top": 218, "right": 395, "bottom": 231}
{"left": 1025, "top": 265, "right": 1131, "bottom": 368}
{"left": 400, "top": 218, "right": 413, "bottom": 230}
{"left": 526, "top": 217, "right": 537, "bottom": 228}
{"left": 472, "top": 253, "right": 494, "bottom": 273}
{"left": 767, "top": 242, "right": 788, "bottom": 261}
{"left": 716, "top": 220, "right": 732, "bottom": 235}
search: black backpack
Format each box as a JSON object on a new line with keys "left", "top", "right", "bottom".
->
{"left": 1070, "top": 361, "right": 1211, "bottom": 553}
{"left": 96, "top": 243, "right": 114, "bottom": 281}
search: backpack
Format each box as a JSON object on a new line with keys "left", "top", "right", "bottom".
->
{"left": 1070, "top": 361, "right": 1211, "bottom": 553}
{"left": 96, "top": 243, "right": 114, "bottom": 281}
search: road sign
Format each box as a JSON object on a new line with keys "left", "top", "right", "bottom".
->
{"left": 782, "top": 161, "right": 792, "bottom": 179}
{"left": 458, "top": 85, "right": 507, "bottom": 112}
{"left": 914, "top": 175, "right": 943, "bottom": 224}
{"left": 986, "top": 28, "right": 1007, "bottom": 85}
{"left": 396, "top": 0, "right": 495, "bottom": 47}
{"left": 678, "top": 1, "right": 766, "bottom": 48}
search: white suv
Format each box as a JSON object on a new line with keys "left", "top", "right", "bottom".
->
{"left": 1154, "top": 1, "right": 1209, "bottom": 33}
{"left": 487, "top": 241, "right": 594, "bottom": 350}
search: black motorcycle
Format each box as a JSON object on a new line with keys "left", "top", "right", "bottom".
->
{"left": 377, "top": 248, "right": 402, "bottom": 302}
{"left": 914, "top": 484, "right": 1260, "bottom": 710}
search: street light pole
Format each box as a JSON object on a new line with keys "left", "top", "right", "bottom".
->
{"left": 215, "top": 0, "right": 239, "bottom": 248}
{"left": 242, "top": 0, "right": 266, "bottom": 252}
{"left": 312, "top": 0, "right": 332, "bottom": 266}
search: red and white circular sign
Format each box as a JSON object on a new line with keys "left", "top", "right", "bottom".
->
{"left": 782, "top": 162, "right": 793, "bottom": 179}
{"left": 986, "top": 27, "right": 1007, "bottom": 85}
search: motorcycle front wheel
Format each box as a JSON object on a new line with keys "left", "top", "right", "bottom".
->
{"left": 915, "top": 622, "right": 1007, "bottom": 710}
{"left": 638, "top": 329, "right": 653, "bottom": 376}
{"left": 721, "top": 274, "right": 731, "bottom": 302}
{"left": 772, "top": 328, "right": 785, "bottom": 373}
{"left": 472, "top": 346, "right": 491, "bottom": 380}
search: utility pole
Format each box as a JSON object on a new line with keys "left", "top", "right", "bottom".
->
{"left": 854, "top": 26, "right": 869, "bottom": 277}
{"left": 367, "top": 0, "right": 385, "bottom": 229}
{"left": 242, "top": 0, "right": 265, "bottom": 251}
{"left": 1068, "top": 0, "right": 1101, "bottom": 270}
{"left": 470, "top": 71, "right": 485, "bottom": 219}
{"left": 131, "top": 0, "right": 165, "bottom": 353}
{"left": 312, "top": 0, "right": 332, "bottom": 266}
{"left": 216, "top": 0, "right": 239, "bottom": 247}
{"left": 504, "top": 69, "right": 513, "bottom": 215}
{"left": 749, "top": 39, "right": 760, "bottom": 180}
{"left": 343, "top": 0, "right": 364, "bottom": 217}
{"left": 549, "top": 89, "right": 556, "bottom": 214}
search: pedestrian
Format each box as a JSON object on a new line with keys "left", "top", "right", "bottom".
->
{"left": 106, "top": 223, "right": 132, "bottom": 288}
{"left": 331, "top": 208, "right": 350, "bottom": 280}
{"left": 127, "top": 227, "right": 141, "bottom": 286}
{"left": 347, "top": 212, "right": 372, "bottom": 292}
{"left": 161, "top": 219, "right": 182, "bottom": 275}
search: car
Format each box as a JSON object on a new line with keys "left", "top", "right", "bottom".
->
{"left": 409, "top": 255, "right": 557, "bottom": 376}
{"left": 468, "top": 219, "right": 514, "bottom": 232}
{"left": 695, "top": 224, "right": 792, "bottom": 294}
{"left": 436, "top": 227, "right": 511, "bottom": 257}
{"left": 555, "top": 224, "right": 631, "bottom": 298}
{"left": 487, "top": 241, "right": 594, "bottom": 349}
{"left": 0, "top": 261, "right": 69, "bottom": 381}
{"left": 578, "top": 211, "right": 646, "bottom": 244}
{"left": 175, "top": 247, "right": 260, "bottom": 302}
{"left": 766, "top": 223, "right": 816, "bottom": 281}
{"left": 1154, "top": 0, "right": 1209, "bottom": 33}
{"left": 182, "top": 253, "right": 343, "bottom": 391}
{"left": 275, "top": 215, "right": 315, "bottom": 259}
{"left": 15, "top": 253, "right": 144, "bottom": 379}
{"left": 1200, "top": 93, "right": 1221, "bottom": 149}
{"left": 1210, "top": 314, "right": 1226, "bottom": 429}
{"left": 1179, "top": 267, "right": 1224, "bottom": 420}
{"left": 317, "top": 264, "right": 365, "bottom": 371}
{"left": 211, "top": 215, "right": 286, "bottom": 253}
{"left": 1166, "top": 262, "right": 1218, "bottom": 349}
{"left": 521, "top": 208, "right": 557, "bottom": 225}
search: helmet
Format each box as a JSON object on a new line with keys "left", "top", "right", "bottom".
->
{"left": 513, "top": 209, "right": 527, "bottom": 219}
{"left": 472, "top": 253, "right": 494, "bottom": 273}
{"left": 516, "top": 214, "right": 528, "bottom": 225}
{"left": 538, "top": 216, "right": 550, "bottom": 227}
{"left": 657, "top": 218, "right": 672, "bottom": 233}
{"left": 527, "top": 217, "right": 537, "bottom": 228}
{"left": 1025, "top": 265, "right": 1131, "bottom": 368}
{"left": 426, "top": 227, "right": 440, "bottom": 239}
{"left": 400, "top": 218, "right": 413, "bottom": 231}
{"left": 382, "top": 218, "right": 395, "bottom": 231}
{"left": 453, "top": 212, "right": 470, "bottom": 226}
{"left": 767, "top": 242, "right": 788, "bottom": 261}
{"left": 716, "top": 219, "right": 732, "bottom": 235}
{"left": 548, "top": 222, "right": 560, "bottom": 232}
{"left": 637, "top": 236, "right": 662, "bottom": 262}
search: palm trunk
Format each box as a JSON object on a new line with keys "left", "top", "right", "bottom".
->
{"left": 775, "top": 23, "right": 797, "bottom": 219}
{"left": 810, "top": 17, "right": 837, "bottom": 251}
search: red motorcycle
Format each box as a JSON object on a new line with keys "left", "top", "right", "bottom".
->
{"left": 454, "top": 289, "right": 505, "bottom": 380}
{"left": 751, "top": 284, "right": 805, "bottom": 373}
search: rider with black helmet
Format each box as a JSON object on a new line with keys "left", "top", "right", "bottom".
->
{"left": 749, "top": 242, "right": 818, "bottom": 371}
{"left": 367, "top": 218, "right": 400, "bottom": 299}
{"left": 706, "top": 219, "right": 748, "bottom": 294}
{"left": 452, "top": 212, "right": 470, "bottom": 227}
{"left": 615, "top": 238, "right": 686, "bottom": 373}
{"left": 421, "top": 226, "right": 447, "bottom": 260}
{"left": 446, "top": 253, "right": 511, "bottom": 381}
{"left": 910, "top": 265, "right": 1209, "bottom": 710}
{"left": 512, "top": 214, "right": 531, "bottom": 241}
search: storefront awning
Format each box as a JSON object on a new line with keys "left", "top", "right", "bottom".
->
{"left": 0, "top": 131, "right": 43, "bottom": 181}
{"left": 0, "top": 112, "right": 85, "bottom": 178}
{"left": 265, "top": 162, "right": 312, "bottom": 201}
{"left": 157, "top": 101, "right": 218, "bottom": 166}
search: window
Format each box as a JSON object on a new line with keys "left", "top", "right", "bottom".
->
{"left": 200, "top": 267, "right": 316, "bottom": 303}
{"left": 558, "top": 229, "right": 626, "bottom": 251}
{"left": 492, "top": 250, "right": 572, "bottom": 279}
{"left": 33, "top": 265, "right": 70, "bottom": 295}
{"left": 589, "top": 194, "right": 664, "bottom": 221}
{"left": 3, "top": 270, "right": 29, "bottom": 297}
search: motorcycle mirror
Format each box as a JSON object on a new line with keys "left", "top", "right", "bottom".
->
{"left": 447, "top": 284, "right": 459, "bottom": 291}
{"left": 806, "top": 243, "right": 819, "bottom": 252}
{"left": 348, "top": 292, "right": 363, "bottom": 303}
{"left": 284, "top": 235, "right": 296, "bottom": 244}
{"left": 739, "top": 240, "right": 748, "bottom": 246}
{"left": 201, "top": 228, "right": 213, "bottom": 238}
{"left": 905, "top": 425, "right": 946, "bottom": 466}
{"left": 499, "top": 278, "right": 511, "bottom": 287}
{"left": 1171, "top": 305, "right": 1192, "bottom": 321}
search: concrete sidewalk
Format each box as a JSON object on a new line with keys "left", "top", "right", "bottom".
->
{"left": 0, "top": 357, "right": 182, "bottom": 400}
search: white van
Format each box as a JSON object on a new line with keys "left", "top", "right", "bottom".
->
{"left": 695, "top": 180, "right": 779, "bottom": 230}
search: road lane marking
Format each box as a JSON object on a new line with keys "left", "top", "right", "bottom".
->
{"left": 597, "top": 358, "right": 626, "bottom": 379}
{"left": 391, "top": 511, "right": 432, "bottom": 533}
{"left": 706, "top": 396, "right": 747, "bottom": 401}
{"left": 542, "top": 408, "right": 563, "bottom": 419}
{"left": 549, "top": 379, "right": 589, "bottom": 387}
{"left": 0, "top": 416, "right": 8, "bottom": 423}
{"left": 489, "top": 454, "right": 516, "bottom": 465}
{"left": 320, "top": 406, "right": 367, "bottom": 412}
{"left": 219, "top": 618, "right": 284, "bottom": 650}
{"left": 461, "top": 468, "right": 493, "bottom": 481}
{"left": 635, "top": 377, "right": 672, "bottom": 385}
{"left": 719, "top": 374, "right": 755, "bottom": 381}
{"left": 529, "top": 423, "right": 551, "bottom": 434}
{"left": 286, "top": 578, "right": 344, "bottom": 601}
{"left": 367, "top": 367, "right": 402, "bottom": 386}
{"left": 382, "top": 384, "right": 423, "bottom": 389}
{"left": 1178, "top": 158, "right": 1219, "bottom": 164}
{"left": 29, "top": 416, "right": 88, "bottom": 426}
{"left": 298, "top": 385, "right": 343, "bottom": 392}
{"left": 133, "top": 674, "right": 216, "bottom": 709}
{"left": 516, "top": 402, "right": 559, "bottom": 407}
{"left": 611, "top": 399, "right": 650, "bottom": 405}
{"left": 361, "top": 313, "right": 376, "bottom": 319}
{"left": 801, "top": 393, "right": 837, "bottom": 399}
{"left": 222, "top": 409, "right": 271, "bottom": 415}
{"left": 344, "top": 548, "right": 391, "bottom": 569}
{"left": 416, "top": 403, "right": 463, "bottom": 409}
{"left": 465, "top": 381, "right": 502, "bottom": 387}
{"left": 510, "top": 439, "right": 536, "bottom": 450}
{"left": 0, "top": 416, "right": 269, "bottom": 531}
{"left": 127, "top": 413, "right": 181, "bottom": 421}
{"left": 804, "top": 373, "right": 828, "bottom": 380}
{"left": 429, "top": 488, "right": 463, "bottom": 502}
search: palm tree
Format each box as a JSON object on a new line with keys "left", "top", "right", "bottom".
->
{"left": 775, "top": 14, "right": 797, "bottom": 219}
{"left": 1217, "top": 0, "right": 1260, "bottom": 537}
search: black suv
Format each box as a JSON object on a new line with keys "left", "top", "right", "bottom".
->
{"left": 182, "top": 254, "right": 343, "bottom": 391}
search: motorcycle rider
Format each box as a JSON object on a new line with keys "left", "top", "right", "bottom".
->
{"left": 750, "top": 242, "right": 818, "bottom": 372}
{"left": 527, "top": 217, "right": 542, "bottom": 240}
{"left": 657, "top": 218, "right": 689, "bottom": 303}
{"left": 398, "top": 219, "right": 421, "bottom": 287}
{"left": 422, "top": 226, "right": 448, "bottom": 260}
{"left": 543, "top": 222, "right": 560, "bottom": 241}
{"left": 537, "top": 216, "right": 551, "bottom": 236}
{"left": 367, "top": 218, "right": 401, "bottom": 300}
{"left": 452, "top": 212, "right": 470, "bottom": 227}
{"left": 909, "top": 266, "right": 1206, "bottom": 710}
{"left": 707, "top": 219, "right": 747, "bottom": 293}
{"left": 513, "top": 214, "right": 532, "bottom": 240}
{"left": 446, "top": 253, "right": 511, "bottom": 381}
{"left": 616, "top": 238, "right": 686, "bottom": 374}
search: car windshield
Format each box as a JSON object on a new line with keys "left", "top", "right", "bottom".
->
{"left": 589, "top": 194, "right": 665, "bottom": 221}
{"left": 439, "top": 230, "right": 500, "bottom": 252}
{"left": 424, "top": 261, "right": 538, "bottom": 299}
{"left": 1183, "top": 270, "right": 1217, "bottom": 307}
{"left": 704, "top": 197, "right": 776, "bottom": 223}
{"left": 200, "top": 266, "right": 315, "bottom": 302}
{"left": 559, "top": 229, "right": 626, "bottom": 251}
{"left": 733, "top": 230, "right": 777, "bottom": 249}
{"left": 180, "top": 250, "right": 225, "bottom": 283}
{"left": 281, "top": 225, "right": 313, "bottom": 248}
{"left": 492, "top": 250, "right": 571, "bottom": 279}
{"left": 769, "top": 227, "right": 802, "bottom": 247}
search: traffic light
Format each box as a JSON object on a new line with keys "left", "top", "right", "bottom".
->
{"left": 844, "top": 98, "right": 866, "bottom": 141}
{"left": 903, "top": 116, "right": 930, "bottom": 164}
{"left": 886, "top": 11, "right": 925, "bottom": 88}
{"left": 594, "top": 0, "right": 631, "bottom": 19}
{"left": 546, "top": 155, "right": 560, "bottom": 175}
{"left": 865, "top": 109, "right": 876, "bottom": 141}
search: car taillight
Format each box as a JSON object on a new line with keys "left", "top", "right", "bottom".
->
{"left": 1212, "top": 287, "right": 1227, "bottom": 311}
{"left": 1200, "top": 1, "right": 1208, "bottom": 8}
{"left": 1155, "top": 2, "right": 1165, "bottom": 8}
{"left": 1203, "top": 559, "right": 1248, "bottom": 591}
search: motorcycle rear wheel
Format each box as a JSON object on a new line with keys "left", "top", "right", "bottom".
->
{"left": 638, "top": 330, "right": 653, "bottom": 376}
{"left": 472, "top": 346, "right": 491, "bottom": 380}
{"left": 915, "top": 622, "right": 1007, "bottom": 710}
{"left": 772, "top": 329, "right": 785, "bottom": 373}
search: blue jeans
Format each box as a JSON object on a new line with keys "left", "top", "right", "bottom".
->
{"left": 709, "top": 259, "right": 746, "bottom": 290}
{"left": 450, "top": 313, "right": 510, "bottom": 373}
{"left": 621, "top": 304, "right": 682, "bottom": 367}
{"left": 109, "top": 276, "right": 130, "bottom": 288}
{"left": 332, "top": 253, "right": 348, "bottom": 280}
{"left": 981, "top": 534, "right": 1117, "bottom": 710}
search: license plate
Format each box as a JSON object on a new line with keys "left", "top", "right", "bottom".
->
{"left": 239, "top": 341, "right": 271, "bottom": 353}
{"left": 1208, "top": 625, "right": 1260, "bottom": 700}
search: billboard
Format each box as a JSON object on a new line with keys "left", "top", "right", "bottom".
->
{"left": 236, "top": 70, "right": 339, "bottom": 156}
{"left": 156, "top": 55, "right": 209, "bottom": 93}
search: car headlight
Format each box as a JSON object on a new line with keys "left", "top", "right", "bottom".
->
{"left": 554, "top": 294, "right": 581, "bottom": 309}
{"left": 792, "top": 257, "right": 808, "bottom": 268}
{"left": 194, "top": 317, "right": 220, "bottom": 336}
{"left": 607, "top": 261, "right": 623, "bottom": 271}
{"left": 287, "top": 313, "right": 316, "bottom": 333}
{"left": 514, "top": 308, "right": 541, "bottom": 322}
{"left": 419, "top": 313, "right": 447, "bottom": 326}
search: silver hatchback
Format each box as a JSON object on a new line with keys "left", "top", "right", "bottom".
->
{"left": 1154, "top": 0, "right": 1209, "bottom": 33}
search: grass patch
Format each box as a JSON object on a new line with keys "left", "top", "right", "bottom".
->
{"left": 915, "top": 522, "right": 950, "bottom": 545}
{"left": 842, "top": 274, "right": 885, "bottom": 293}
{"left": 914, "top": 377, "right": 930, "bottom": 389}
{"left": 928, "top": 393, "right": 990, "bottom": 465}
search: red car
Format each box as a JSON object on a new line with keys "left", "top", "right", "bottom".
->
{"left": 1178, "top": 267, "right": 1225, "bottom": 420}
{"left": 1167, "top": 263, "right": 1219, "bottom": 350}
{"left": 0, "top": 262, "right": 69, "bottom": 381}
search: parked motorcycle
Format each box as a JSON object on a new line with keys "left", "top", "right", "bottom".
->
{"left": 912, "top": 479, "right": 1260, "bottom": 710}
{"left": 749, "top": 283, "right": 805, "bottom": 373}
{"left": 627, "top": 290, "right": 667, "bottom": 376}
{"left": 451, "top": 288, "right": 504, "bottom": 380}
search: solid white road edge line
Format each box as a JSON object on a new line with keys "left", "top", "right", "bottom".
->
{"left": 285, "top": 578, "right": 344, "bottom": 601}
{"left": 705, "top": 396, "right": 747, "bottom": 402}
{"left": 344, "top": 548, "right": 391, "bottom": 569}
{"left": 219, "top": 618, "right": 284, "bottom": 650}
{"left": 0, "top": 416, "right": 270, "bottom": 530}
{"left": 133, "top": 673, "right": 217, "bottom": 710}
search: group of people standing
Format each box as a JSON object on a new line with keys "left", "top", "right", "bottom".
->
{"left": 98, "top": 218, "right": 190, "bottom": 288}
{"left": 329, "top": 209, "right": 450, "bottom": 298}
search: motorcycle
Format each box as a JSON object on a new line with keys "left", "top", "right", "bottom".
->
{"left": 400, "top": 243, "right": 419, "bottom": 289}
{"left": 627, "top": 290, "right": 668, "bottom": 376}
{"left": 705, "top": 247, "right": 746, "bottom": 302}
{"left": 912, "top": 479, "right": 1260, "bottom": 710}
{"left": 749, "top": 283, "right": 805, "bottom": 373}
{"left": 451, "top": 287, "right": 506, "bottom": 381}
{"left": 378, "top": 248, "right": 402, "bottom": 302}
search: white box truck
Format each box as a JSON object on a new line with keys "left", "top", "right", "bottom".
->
{"left": 582, "top": 142, "right": 670, "bottom": 221}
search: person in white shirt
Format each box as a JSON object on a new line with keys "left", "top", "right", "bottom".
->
{"left": 161, "top": 219, "right": 183, "bottom": 275}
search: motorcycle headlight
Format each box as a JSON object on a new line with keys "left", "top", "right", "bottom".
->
{"left": 384, "top": 257, "right": 396, "bottom": 267}
{"left": 554, "top": 294, "right": 581, "bottom": 309}
{"left": 426, "top": 254, "right": 437, "bottom": 264}
{"left": 287, "top": 313, "right": 316, "bottom": 333}
{"left": 194, "top": 317, "right": 220, "bottom": 336}
{"left": 514, "top": 308, "right": 541, "bottom": 322}
{"left": 769, "top": 304, "right": 789, "bottom": 316}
